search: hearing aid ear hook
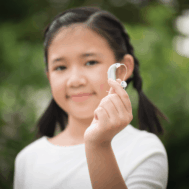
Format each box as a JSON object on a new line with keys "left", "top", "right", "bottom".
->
{"left": 107, "top": 63, "right": 127, "bottom": 90}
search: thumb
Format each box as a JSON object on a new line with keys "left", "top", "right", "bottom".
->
{"left": 108, "top": 79, "right": 121, "bottom": 95}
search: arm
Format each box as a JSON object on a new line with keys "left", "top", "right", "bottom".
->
{"left": 85, "top": 142, "right": 128, "bottom": 189}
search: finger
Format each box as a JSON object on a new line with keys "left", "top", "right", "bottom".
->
{"left": 106, "top": 79, "right": 120, "bottom": 93}
{"left": 116, "top": 79, "right": 132, "bottom": 114}
{"left": 94, "top": 107, "right": 109, "bottom": 127}
{"left": 98, "top": 96, "right": 117, "bottom": 118}
{"left": 108, "top": 85, "right": 115, "bottom": 95}
{"left": 108, "top": 78, "right": 131, "bottom": 112}
{"left": 99, "top": 97, "right": 119, "bottom": 125}
{"left": 116, "top": 78, "right": 122, "bottom": 84}
{"left": 107, "top": 79, "right": 122, "bottom": 94}
{"left": 108, "top": 93, "right": 128, "bottom": 120}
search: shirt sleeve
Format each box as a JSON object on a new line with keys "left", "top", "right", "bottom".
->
{"left": 125, "top": 134, "right": 168, "bottom": 189}
{"left": 13, "top": 152, "right": 25, "bottom": 189}
{"left": 13, "top": 155, "right": 19, "bottom": 189}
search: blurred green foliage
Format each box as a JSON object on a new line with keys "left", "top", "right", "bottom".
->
{"left": 0, "top": 1, "right": 189, "bottom": 189}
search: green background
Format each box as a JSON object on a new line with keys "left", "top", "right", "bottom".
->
{"left": 0, "top": 0, "right": 189, "bottom": 188}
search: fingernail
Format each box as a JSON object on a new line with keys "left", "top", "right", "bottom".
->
{"left": 108, "top": 78, "right": 115, "bottom": 83}
{"left": 117, "top": 79, "right": 121, "bottom": 82}
{"left": 116, "top": 79, "right": 122, "bottom": 84}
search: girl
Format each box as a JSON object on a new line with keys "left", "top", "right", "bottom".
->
{"left": 14, "top": 6, "right": 170, "bottom": 189}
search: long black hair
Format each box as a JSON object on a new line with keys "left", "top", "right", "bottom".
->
{"left": 34, "top": 6, "right": 170, "bottom": 140}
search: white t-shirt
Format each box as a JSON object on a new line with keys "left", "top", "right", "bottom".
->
{"left": 13, "top": 124, "right": 168, "bottom": 189}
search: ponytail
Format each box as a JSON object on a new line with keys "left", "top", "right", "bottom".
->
{"left": 34, "top": 98, "right": 68, "bottom": 140}
{"left": 121, "top": 29, "right": 170, "bottom": 135}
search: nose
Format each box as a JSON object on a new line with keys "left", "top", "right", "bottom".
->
{"left": 66, "top": 68, "right": 87, "bottom": 87}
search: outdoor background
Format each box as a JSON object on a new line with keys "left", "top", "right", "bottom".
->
{"left": 0, "top": 0, "right": 189, "bottom": 188}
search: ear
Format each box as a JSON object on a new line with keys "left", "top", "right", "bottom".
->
{"left": 120, "top": 54, "right": 134, "bottom": 81}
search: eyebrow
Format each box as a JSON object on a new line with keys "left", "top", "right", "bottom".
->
{"left": 52, "top": 52, "right": 103, "bottom": 64}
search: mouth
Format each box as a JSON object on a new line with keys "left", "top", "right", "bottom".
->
{"left": 71, "top": 93, "right": 93, "bottom": 97}
{"left": 69, "top": 93, "right": 94, "bottom": 102}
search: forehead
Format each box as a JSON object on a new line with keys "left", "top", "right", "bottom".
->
{"left": 50, "top": 23, "right": 101, "bottom": 44}
{"left": 48, "top": 24, "right": 113, "bottom": 61}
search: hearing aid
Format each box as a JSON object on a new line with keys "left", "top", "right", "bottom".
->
{"left": 107, "top": 63, "right": 127, "bottom": 89}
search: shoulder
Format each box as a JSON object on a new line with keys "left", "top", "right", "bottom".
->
{"left": 15, "top": 136, "right": 46, "bottom": 164}
{"left": 126, "top": 124, "right": 167, "bottom": 155}
{"left": 114, "top": 124, "right": 168, "bottom": 161}
{"left": 122, "top": 125, "right": 168, "bottom": 188}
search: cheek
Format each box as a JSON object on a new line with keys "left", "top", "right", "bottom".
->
{"left": 100, "top": 81, "right": 109, "bottom": 91}
{"left": 100, "top": 84, "right": 104, "bottom": 91}
{"left": 50, "top": 82, "right": 65, "bottom": 98}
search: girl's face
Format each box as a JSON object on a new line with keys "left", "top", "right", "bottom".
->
{"left": 46, "top": 23, "right": 118, "bottom": 122}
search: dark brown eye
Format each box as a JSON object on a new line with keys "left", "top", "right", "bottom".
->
{"left": 85, "top": 60, "right": 99, "bottom": 66}
{"left": 55, "top": 60, "right": 99, "bottom": 71}
{"left": 55, "top": 66, "right": 66, "bottom": 71}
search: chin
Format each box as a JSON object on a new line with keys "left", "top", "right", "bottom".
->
{"left": 71, "top": 111, "right": 94, "bottom": 120}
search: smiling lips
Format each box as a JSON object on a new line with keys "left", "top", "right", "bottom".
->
{"left": 70, "top": 93, "right": 93, "bottom": 102}
{"left": 71, "top": 93, "right": 93, "bottom": 97}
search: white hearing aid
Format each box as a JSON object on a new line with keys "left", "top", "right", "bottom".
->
{"left": 107, "top": 63, "right": 127, "bottom": 89}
